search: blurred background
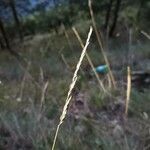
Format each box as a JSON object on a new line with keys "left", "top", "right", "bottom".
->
{"left": 0, "top": 0, "right": 150, "bottom": 150}
{"left": 0, "top": 0, "right": 149, "bottom": 39}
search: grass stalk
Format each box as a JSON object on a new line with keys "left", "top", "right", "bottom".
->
{"left": 88, "top": 0, "right": 116, "bottom": 88}
{"left": 61, "top": 53, "right": 72, "bottom": 72}
{"left": 40, "top": 81, "right": 49, "bottom": 110}
{"left": 72, "top": 27, "right": 106, "bottom": 93}
{"left": 19, "top": 62, "right": 31, "bottom": 101}
{"left": 62, "top": 24, "right": 74, "bottom": 52}
{"left": 39, "top": 67, "right": 49, "bottom": 110}
{"left": 51, "top": 27, "right": 93, "bottom": 150}
{"left": 125, "top": 66, "right": 131, "bottom": 116}
{"left": 141, "top": 30, "right": 150, "bottom": 40}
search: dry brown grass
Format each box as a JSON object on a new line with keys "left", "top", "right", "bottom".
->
{"left": 72, "top": 27, "right": 106, "bottom": 93}
{"left": 125, "top": 66, "right": 131, "bottom": 116}
{"left": 51, "top": 27, "right": 93, "bottom": 150}
{"left": 88, "top": 0, "right": 116, "bottom": 89}
{"left": 141, "top": 30, "right": 150, "bottom": 40}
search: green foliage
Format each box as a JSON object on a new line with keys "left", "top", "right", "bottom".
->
{"left": 1, "top": 0, "right": 150, "bottom": 37}
{"left": 120, "top": 6, "right": 138, "bottom": 26}
{"left": 22, "top": 4, "right": 86, "bottom": 35}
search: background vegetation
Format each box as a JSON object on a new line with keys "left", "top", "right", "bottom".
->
{"left": 0, "top": 0, "right": 150, "bottom": 149}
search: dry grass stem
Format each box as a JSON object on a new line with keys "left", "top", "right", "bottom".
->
{"left": 125, "top": 66, "right": 131, "bottom": 116}
{"left": 88, "top": 0, "right": 116, "bottom": 88}
{"left": 40, "top": 67, "right": 44, "bottom": 84}
{"left": 62, "top": 24, "right": 74, "bottom": 51}
{"left": 141, "top": 30, "right": 150, "bottom": 40}
{"left": 61, "top": 53, "right": 72, "bottom": 72}
{"left": 39, "top": 67, "right": 49, "bottom": 109}
{"left": 40, "top": 81, "right": 49, "bottom": 110}
{"left": 51, "top": 27, "right": 93, "bottom": 150}
{"left": 107, "top": 74, "right": 112, "bottom": 89}
{"left": 9, "top": 52, "right": 42, "bottom": 89}
{"left": 72, "top": 27, "right": 106, "bottom": 93}
{"left": 19, "top": 62, "right": 31, "bottom": 100}
{"left": 61, "top": 53, "right": 85, "bottom": 76}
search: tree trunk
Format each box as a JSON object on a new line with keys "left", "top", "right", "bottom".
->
{"left": 0, "top": 17, "right": 10, "bottom": 49}
{"left": 109, "top": 0, "right": 121, "bottom": 37}
{"left": 0, "top": 36, "right": 5, "bottom": 49}
{"left": 136, "top": 1, "right": 144, "bottom": 23}
{"left": 0, "top": 17, "right": 24, "bottom": 63}
{"left": 104, "top": 0, "right": 114, "bottom": 30}
{"left": 9, "top": 0, "right": 23, "bottom": 40}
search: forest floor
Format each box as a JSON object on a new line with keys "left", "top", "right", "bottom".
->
{"left": 0, "top": 24, "right": 150, "bottom": 149}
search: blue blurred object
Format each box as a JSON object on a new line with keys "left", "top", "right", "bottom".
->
{"left": 96, "top": 65, "right": 109, "bottom": 74}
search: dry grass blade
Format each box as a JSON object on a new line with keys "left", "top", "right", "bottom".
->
{"left": 62, "top": 24, "right": 74, "bottom": 51}
{"left": 40, "top": 81, "right": 49, "bottom": 110}
{"left": 60, "top": 52, "right": 85, "bottom": 76}
{"left": 107, "top": 74, "right": 112, "bottom": 88}
{"left": 125, "top": 66, "right": 131, "bottom": 116}
{"left": 61, "top": 53, "right": 72, "bottom": 72}
{"left": 72, "top": 27, "right": 106, "bottom": 93}
{"left": 19, "top": 62, "right": 31, "bottom": 101}
{"left": 39, "top": 67, "right": 49, "bottom": 110}
{"left": 88, "top": 0, "right": 116, "bottom": 88}
{"left": 141, "top": 30, "right": 150, "bottom": 40}
{"left": 51, "top": 27, "right": 93, "bottom": 150}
